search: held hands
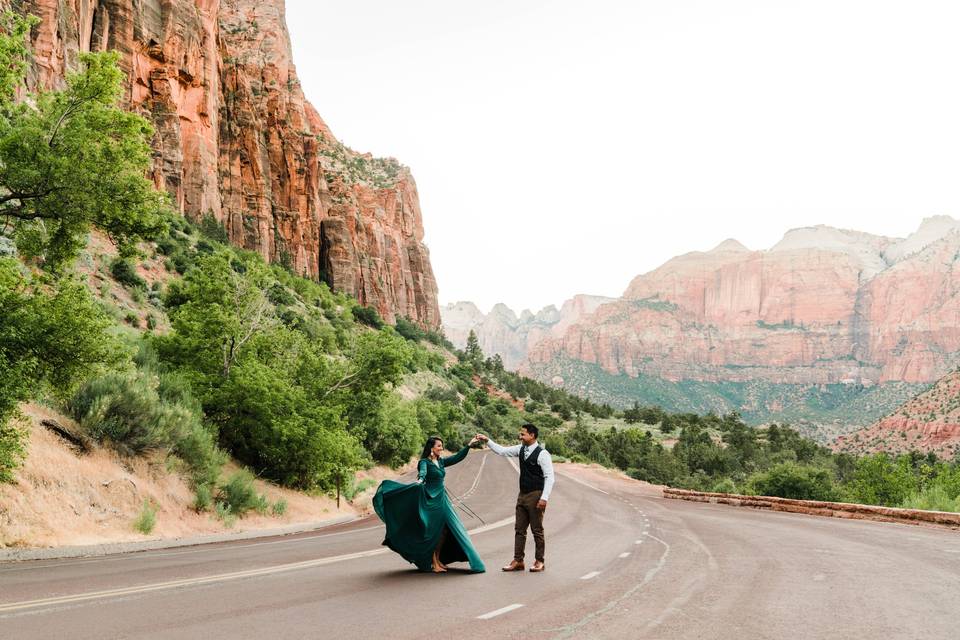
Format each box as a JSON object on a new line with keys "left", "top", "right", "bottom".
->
{"left": 469, "top": 433, "right": 488, "bottom": 448}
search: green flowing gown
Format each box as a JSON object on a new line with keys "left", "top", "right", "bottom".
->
{"left": 373, "top": 446, "right": 486, "bottom": 573}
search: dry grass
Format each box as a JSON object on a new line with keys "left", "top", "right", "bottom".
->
{"left": 0, "top": 404, "right": 366, "bottom": 549}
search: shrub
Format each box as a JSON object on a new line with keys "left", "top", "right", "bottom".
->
{"left": 271, "top": 498, "right": 288, "bottom": 517}
{"left": 267, "top": 282, "right": 296, "bottom": 306}
{"left": 71, "top": 371, "right": 168, "bottom": 455}
{"left": 198, "top": 213, "right": 229, "bottom": 244}
{"left": 216, "top": 470, "right": 261, "bottom": 517}
{"left": 848, "top": 453, "right": 917, "bottom": 506}
{"left": 343, "top": 477, "right": 377, "bottom": 501}
{"left": 710, "top": 478, "right": 738, "bottom": 494}
{"left": 214, "top": 501, "right": 236, "bottom": 528}
{"left": 124, "top": 312, "right": 139, "bottom": 326}
{"left": 901, "top": 485, "right": 960, "bottom": 513}
{"left": 145, "top": 314, "right": 157, "bottom": 330}
{"left": 0, "top": 421, "right": 26, "bottom": 483}
{"left": 70, "top": 371, "right": 222, "bottom": 487}
{"left": 352, "top": 304, "right": 384, "bottom": 328}
{"left": 394, "top": 316, "right": 424, "bottom": 342}
{"left": 192, "top": 483, "right": 213, "bottom": 513}
{"left": 110, "top": 258, "right": 147, "bottom": 289}
{"left": 746, "top": 463, "right": 836, "bottom": 501}
{"left": 156, "top": 237, "right": 177, "bottom": 256}
{"left": 133, "top": 501, "right": 157, "bottom": 534}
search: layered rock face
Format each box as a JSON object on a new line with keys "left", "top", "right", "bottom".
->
{"left": 440, "top": 295, "right": 614, "bottom": 370}
{"left": 527, "top": 217, "right": 960, "bottom": 387}
{"left": 833, "top": 371, "right": 960, "bottom": 459}
{"left": 8, "top": 0, "right": 439, "bottom": 326}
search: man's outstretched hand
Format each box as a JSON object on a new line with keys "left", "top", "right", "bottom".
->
{"left": 475, "top": 434, "right": 489, "bottom": 443}
{"left": 537, "top": 499, "right": 547, "bottom": 512}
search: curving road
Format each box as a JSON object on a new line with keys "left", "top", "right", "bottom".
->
{"left": 2, "top": 450, "right": 959, "bottom": 639}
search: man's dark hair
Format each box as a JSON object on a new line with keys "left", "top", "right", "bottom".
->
{"left": 520, "top": 423, "right": 539, "bottom": 438}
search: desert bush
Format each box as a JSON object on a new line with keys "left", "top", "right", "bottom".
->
{"left": 710, "top": 478, "right": 739, "bottom": 494}
{"left": 110, "top": 258, "right": 147, "bottom": 289}
{"left": 133, "top": 501, "right": 157, "bottom": 534}
{"left": 746, "top": 463, "right": 837, "bottom": 501}
{"left": 847, "top": 453, "right": 917, "bottom": 506}
{"left": 192, "top": 483, "right": 213, "bottom": 513}
{"left": 352, "top": 304, "right": 383, "bottom": 328}
{"left": 901, "top": 485, "right": 960, "bottom": 512}
{"left": 343, "top": 477, "right": 377, "bottom": 501}
{"left": 0, "top": 421, "right": 26, "bottom": 483}
{"left": 70, "top": 370, "right": 222, "bottom": 487}
{"left": 216, "top": 470, "right": 262, "bottom": 517}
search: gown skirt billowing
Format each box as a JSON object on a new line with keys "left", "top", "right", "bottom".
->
{"left": 373, "top": 447, "right": 486, "bottom": 573}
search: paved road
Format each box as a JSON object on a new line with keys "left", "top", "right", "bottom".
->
{"left": 2, "top": 450, "right": 959, "bottom": 639}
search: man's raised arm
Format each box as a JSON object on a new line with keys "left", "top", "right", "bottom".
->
{"left": 476, "top": 434, "right": 521, "bottom": 457}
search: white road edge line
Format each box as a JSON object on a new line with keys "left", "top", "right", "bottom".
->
{"left": 477, "top": 603, "right": 524, "bottom": 620}
{"left": 0, "top": 516, "right": 516, "bottom": 615}
{"left": 580, "top": 571, "right": 601, "bottom": 580}
{"left": 618, "top": 552, "right": 631, "bottom": 558}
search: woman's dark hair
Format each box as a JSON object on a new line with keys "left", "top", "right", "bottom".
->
{"left": 521, "top": 423, "right": 539, "bottom": 438}
{"left": 420, "top": 436, "right": 443, "bottom": 459}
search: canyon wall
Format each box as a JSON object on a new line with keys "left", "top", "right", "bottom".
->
{"left": 441, "top": 295, "right": 615, "bottom": 370}
{"left": 526, "top": 218, "right": 960, "bottom": 388}
{"left": 8, "top": 0, "right": 439, "bottom": 326}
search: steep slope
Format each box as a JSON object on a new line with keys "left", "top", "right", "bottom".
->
{"left": 833, "top": 371, "right": 960, "bottom": 459}
{"left": 7, "top": 0, "right": 439, "bottom": 326}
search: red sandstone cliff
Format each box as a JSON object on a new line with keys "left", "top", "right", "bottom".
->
{"left": 7, "top": 0, "right": 439, "bottom": 326}
{"left": 525, "top": 218, "right": 960, "bottom": 387}
{"left": 833, "top": 371, "right": 960, "bottom": 459}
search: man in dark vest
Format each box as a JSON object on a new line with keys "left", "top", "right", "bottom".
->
{"left": 477, "top": 424, "right": 555, "bottom": 572}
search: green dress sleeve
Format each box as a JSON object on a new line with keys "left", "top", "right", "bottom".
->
{"left": 417, "top": 459, "right": 428, "bottom": 482}
{"left": 441, "top": 446, "right": 470, "bottom": 467}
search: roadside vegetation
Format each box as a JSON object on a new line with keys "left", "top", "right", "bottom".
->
{"left": 1, "top": 12, "right": 958, "bottom": 525}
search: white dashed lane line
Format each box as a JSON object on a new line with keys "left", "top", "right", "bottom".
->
{"left": 618, "top": 552, "right": 631, "bottom": 558}
{"left": 477, "top": 604, "right": 524, "bottom": 620}
{"left": 580, "top": 571, "right": 601, "bottom": 580}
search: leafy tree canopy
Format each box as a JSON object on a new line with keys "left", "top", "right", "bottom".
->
{"left": 0, "top": 13, "right": 169, "bottom": 271}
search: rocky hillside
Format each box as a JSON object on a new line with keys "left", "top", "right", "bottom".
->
{"left": 833, "top": 371, "right": 960, "bottom": 459}
{"left": 523, "top": 217, "right": 960, "bottom": 430}
{"left": 441, "top": 295, "right": 614, "bottom": 370}
{"left": 7, "top": 0, "right": 439, "bottom": 326}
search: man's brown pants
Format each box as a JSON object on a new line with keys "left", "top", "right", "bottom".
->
{"left": 514, "top": 489, "right": 545, "bottom": 563}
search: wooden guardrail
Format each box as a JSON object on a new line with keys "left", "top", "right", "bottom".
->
{"left": 663, "top": 488, "right": 960, "bottom": 529}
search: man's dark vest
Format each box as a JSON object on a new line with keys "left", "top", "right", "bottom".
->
{"left": 519, "top": 445, "right": 545, "bottom": 493}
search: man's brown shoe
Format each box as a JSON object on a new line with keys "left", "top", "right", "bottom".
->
{"left": 529, "top": 561, "right": 545, "bottom": 572}
{"left": 501, "top": 560, "right": 525, "bottom": 572}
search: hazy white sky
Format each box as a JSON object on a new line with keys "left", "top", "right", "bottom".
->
{"left": 287, "top": 1, "right": 960, "bottom": 313}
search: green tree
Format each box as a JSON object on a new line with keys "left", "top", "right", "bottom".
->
{"left": 0, "top": 15, "right": 169, "bottom": 270}
{"left": 848, "top": 453, "right": 917, "bottom": 506}
{"left": 746, "top": 463, "right": 837, "bottom": 501}
{"left": 464, "top": 329, "right": 483, "bottom": 366}
{"left": 0, "top": 257, "right": 118, "bottom": 480}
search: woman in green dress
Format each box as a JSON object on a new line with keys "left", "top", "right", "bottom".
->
{"left": 373, "top": 436, "right": 486, "bottom": 573}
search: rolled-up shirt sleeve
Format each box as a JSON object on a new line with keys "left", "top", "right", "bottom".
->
{"left": 539, "top": 450, "right": 555, "bottom": 502}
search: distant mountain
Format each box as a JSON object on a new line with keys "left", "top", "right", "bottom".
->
{"left": 833, "top": 370, "right": 960, "bottom": 459}
{"left": 522, "top": 216, "right": 960, "bottom": 433}
{"left": 440, "top": 295, "right": 614, "bottom": 370}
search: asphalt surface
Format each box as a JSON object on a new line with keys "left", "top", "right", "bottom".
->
{"left": 2, "top": 449, "right": 959, "bottom": 639}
